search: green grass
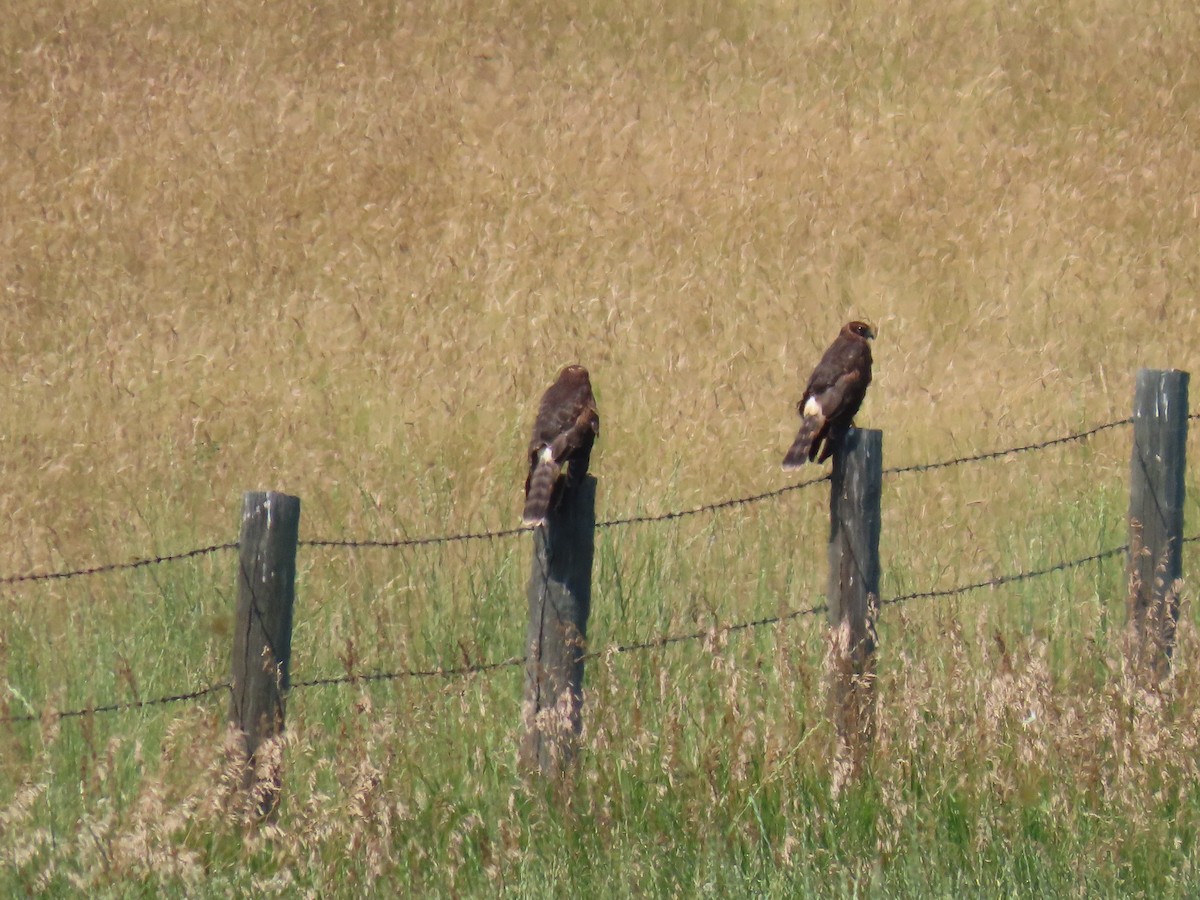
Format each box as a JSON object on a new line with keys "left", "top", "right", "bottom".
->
{"left": 6, "top": 479, "right": 1200, "bottom": 895}
{"left": 4, "top": 0, "right": 1200, "bottom": 894}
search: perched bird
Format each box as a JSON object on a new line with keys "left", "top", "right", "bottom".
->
{"left": 782, "top": 321, "right": 875, "bottom": 468}
{"left": 522, "top": 364, "right": 600, "bottom": 526}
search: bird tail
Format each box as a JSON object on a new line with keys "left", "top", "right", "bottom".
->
{"left": 522, "top": 455, "right": 561, "bottom": 526}
{"left": 782, "top": 418, "right": 822, "bottom": 470}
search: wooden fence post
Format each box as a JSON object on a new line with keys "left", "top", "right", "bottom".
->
{"left": 229, "top": 491, "right": 301, "bottom": 817}
{"left": 1127, "top": 369, "right": 1189, "bottom": 683}
{"left": 827, "top": 428, "right": 882, "bottom": 792}
{"left": 521, "top": 476, "right": 596, "bottom": 779}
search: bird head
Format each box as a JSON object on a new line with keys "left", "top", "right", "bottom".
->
{"left": 558, "top": 364, "right": 590, "bottom": 382}
{"left": 846, "top": 321, "right": 876, "bottom": 341}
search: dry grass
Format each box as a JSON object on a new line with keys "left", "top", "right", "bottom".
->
{"left": 7, "top": 594, "right": 1200, "bottom": 894}
{"left": 3, "top": 0, "right": 1200, "bottom": 894}
{"left": 3, "top": 0, "right": 1197, "bottom": 565}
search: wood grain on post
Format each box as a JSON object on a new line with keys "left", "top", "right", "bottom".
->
{"left": 229, "top": 491, "right": 301, "bottom": 816}
{"left": 1127, "top": 369, "right": 1189, "bottom": 683}
{"left": 521, "top": 476, "right": 596, "bottom": 779}
{"left": 827, "top": 428, "right": 882, "bottom": 791}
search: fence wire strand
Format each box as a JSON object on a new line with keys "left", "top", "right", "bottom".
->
{"left": 10, "top": 535, "right": 1200, "bottom": 726}
{"left": 883, "top": 417, "right": 1131, "bottom": 477}
{"left": 0, "top": 417, "right": 1134, "bottom": 579}
{"left": 0, "top": 416, "right": 1186, "bottom": 724}
{"left": 295, "top": 417, "right": 1131, "bottom": 546}
{"left": 596, "top": 473, "right": 831, "bottom": 529}
{"left": 0, "top": 543, "right": 238, "bottom": 587}
{"left": 881, "top": 543, "right": 1131, "bottom": 607}
{"left": 2, "top": 682, "right": 230, "bottom": 724}
{"left": 300, "top": 528, "right": 530, "bottom": 550}
{"left": 290, "top": 656, "right": 526, "bottom": 690}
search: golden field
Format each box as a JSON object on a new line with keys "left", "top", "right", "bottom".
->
{"left": 3, "top": 0, "right": 1200, "bottom": 894}
{"left": 2, "top": 0, "right": 1197, "bottom": 570}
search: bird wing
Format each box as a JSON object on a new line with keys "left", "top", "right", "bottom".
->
{"left": 550, "top": 404, "right": 599, "bottom": 457}
{"left": 528, "top": 373, "right": 598, "bottom": 464}
{"left": 802, "top": 338, "right": 871, "bottom": 421}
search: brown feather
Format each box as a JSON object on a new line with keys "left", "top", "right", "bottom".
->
{"left": 782, "top": 321, "right": 874, "bottom": 469}
{"left": 522, "top": 365, "right": 599, "bottom": 526}
{"left": 522, "top": 455, "right": 562, "bottom": 527}
{"left": 782, "top": 416, "right": 823, "bottom": 469}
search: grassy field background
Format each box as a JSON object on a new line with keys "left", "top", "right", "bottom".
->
{"left": 3, "top": 0, "right": 1200, "bottom": 895}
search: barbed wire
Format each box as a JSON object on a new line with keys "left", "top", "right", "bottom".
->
{"left": 296, "top": 474, "right": 834, "bottom": 545}
{"left": 300, "top": 527, "right": 530, "bottom": 550}
{"left": 298, "top": 417, "right": 1131, "bottom": 545}
{"left": 10, "top": 534, "right": 1200, "bottom": 726}
{"left": 596, "top": 472, "right": 831, "bottom": 529}
{"left": 881, "top": 543, "right": 1130, "bottom": 607}
{"left": 295, "top": 473, "right": 834, "bottom": 547}
{"left": 290, "top": 656, "right": 526, "bottom": 689}
{"left": 287, "top": 536, "right": 1177, "bottom": 685}
{"left": 0, "top": 417, "right": 1139, "bottom": 580}
{"left": 583, "top": 601, "right": 830, "bottom": 659}
{"left": 1, "top": 682, "right": 230, "bottom": 724}
{"left": 0, "top": 543, "right": 238, "bottom": 587}
{"left": 883, "top": 417, "right": 1131, "bottom": 477}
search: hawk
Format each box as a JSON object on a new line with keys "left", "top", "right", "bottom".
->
{"left": 522, "top": 364, "right": 600, "bottom": 527}
{"left": 782, "top": 320, "right": 875, "bottom": 468}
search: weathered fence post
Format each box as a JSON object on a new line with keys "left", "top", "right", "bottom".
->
{"left": 521, "top": 476, "right": 596, "bottom": 779}
{"left": 827, "top": 428, "right": 882, "bottom": 792}
{"left": 229, "top": 491, "right": 301, "bottom": 817}
{"left": 1127, "top": 369, "right": 1188, "bottom": 683}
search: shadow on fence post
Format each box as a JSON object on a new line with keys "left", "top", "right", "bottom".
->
{"left": 1127, "top": 369, "right": 1189, "bottom": 685}
{"left": 521, "top": 476, "right": 596, "bottom": 781}
{"left": 229, "top": 491, "right": 300, "bottom": 818}
{"left": 826, "top": 428, "right": 882, "bottom": 794}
